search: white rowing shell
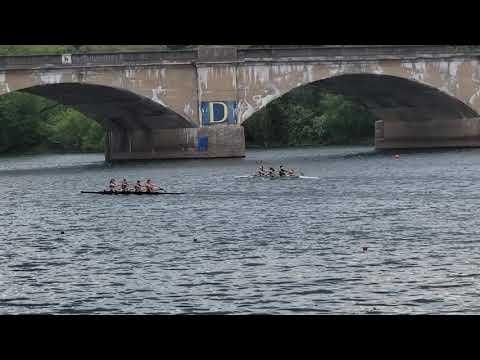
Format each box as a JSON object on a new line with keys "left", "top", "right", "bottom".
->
{"left": 235, "top": 175, "right": 319, "bottom": 180}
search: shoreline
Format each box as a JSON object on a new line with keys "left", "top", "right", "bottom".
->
{"left": 0, "top": 149, "right": 103, "bottom": 158}
{"left": 1, "top": 141, "right": 375, "bottom": 158}
{"left": 245, "top": 141, "right": 374, "bottom": 149}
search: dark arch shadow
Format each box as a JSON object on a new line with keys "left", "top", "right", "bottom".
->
{"left": 19, "top": 82, "right": 197, "bottom": 130}
{"left": 243, "top": 73, "right": 479, "bottom": 125}
{"left": 314, "top": 74, "right": 478, "bottom": 122}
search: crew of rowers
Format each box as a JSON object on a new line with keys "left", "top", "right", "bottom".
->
{"left": 108, "top": 178, "right": 160, "bottom": 193}
{"left": 255, "top": 165, "right": 296, "bottom": 177}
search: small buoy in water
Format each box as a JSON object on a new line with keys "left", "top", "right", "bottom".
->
{"left": 394, "top": 154, "right": 400, "bottom": 159}
{"left": 362, "top": 247, "right": 368, "bottom": 252}
{"left": 61, "top": 231, "right": 65, "bottom": 235}
{"left": 193, "top": 238, "right": 198, "bottom": 243}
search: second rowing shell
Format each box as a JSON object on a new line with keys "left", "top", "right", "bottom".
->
{"left": 235, "top": 175, "right": 319, "bottom": 180}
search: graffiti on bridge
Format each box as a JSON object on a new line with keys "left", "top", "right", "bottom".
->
{"left": 201, "top": 101, "right": 237, "bottom": 126}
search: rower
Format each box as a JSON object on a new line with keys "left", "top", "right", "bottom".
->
{"left": 109, "top": 178, "right": 117, "bottom": 192}
{"left": 145, "top": 179, "right": 156, "bottom": 193}
{"left": 256, "top": 165, "right": 265, "bottom": 176}
{"left": 287, "top": 168, "right": 295, "bottom": 176}
{"left": 279, "top": 165, "right": 286, "bottom": 177}
{"left": 134, "top": 180, "right": 143, "bottom": 192}
{"left": 268, "top": 167, "right": 276, "bottom": 177}
{"left": 121, "top": 178, "right": 129, "bottom": 192}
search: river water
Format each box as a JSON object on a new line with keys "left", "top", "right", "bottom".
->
{"left": 1, "top": 146, "right": 480, "bottom": 314}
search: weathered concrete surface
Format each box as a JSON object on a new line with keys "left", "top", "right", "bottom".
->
{"left": 375, "top": 118, "right": 480, "bottom": 149}
{"left": 25, "top": 83, "right": 194, "bottom": 130}
{"left": 235, "top": 59, "right": 480, "bottom": 123}
{"left": 1, "top": 46, "right": 480, "bottom": 160}
{"left": 0, "top": 65, "right": 199, "bottom": 129}
{"left": 107, "top": 125, "right": 245, "bottom": 161}
{"left": 2, "top": 46, "right": 480, "bottom": 127}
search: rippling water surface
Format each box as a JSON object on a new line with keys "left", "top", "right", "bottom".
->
{"left": 1, "top": 146, "right": 480, "bottom": 314}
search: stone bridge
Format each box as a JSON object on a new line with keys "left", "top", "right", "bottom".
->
{"left": 1, "top": 45, "right": 480, "bottom": 160}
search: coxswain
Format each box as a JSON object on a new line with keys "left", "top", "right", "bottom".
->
{"left": 279, "top": 165, "right": 286, "bottom": 177}
{"left": 287, "top": 168, "right": 295, "bottom": 176}
{"left": 145, "top": 179, "right": 156, "bottom": 193}
{"left": 134, "top": 180, "right": 143, "bottom": 192}
{"left": 109, "top": 178, "right": 117, "bottom": 192}
{"left": 121, "top": 178, "right": 129, "bottom": 192}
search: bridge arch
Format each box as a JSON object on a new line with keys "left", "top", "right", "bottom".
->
{"left": 237, "top": 59, "right": 480, "bottom": 124}
{"left": 0, "top": 81, "right": 200, "bottom": 160}
{"left": 0, "top": 62, "right": 200, "bottom": 128}
{"left": 239, "top": 73, "right": 479, "bottom": 126}
{"left": 14, "top": 82, "right": 197, "bottom": 130}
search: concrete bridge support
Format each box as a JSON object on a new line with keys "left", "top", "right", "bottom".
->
{"left": 375, "top": 117, "right": 480, "bottom": 149}
{"left": 106, "top": 125, "right": 245, "bottom": 161}
{"left": 106, "top": 113, "right": 480, "bottom": 161}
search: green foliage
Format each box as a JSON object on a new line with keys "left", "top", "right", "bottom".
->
{"left": 0, "top": 45, "right": 77, "bottom": 56}
{"left": 0, "top": 93, "right": 49, "bottom": 152}
{"left": 244, "top": 86, "right": 377, "bottom": 147}
{"left": 0, "top": 45, "right": 177, "bottom": 56}
{"left": 0, "top": 92, "right": 104, "bottom": 154}
{"left": 46, "top": 108, "right": 104, "bottom": 152}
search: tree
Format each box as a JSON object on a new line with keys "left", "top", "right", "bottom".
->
{"left": 0, "top": 92, "right": 105, "bottom": 154}
{"left": 243, "top": 85, "right": 377, "bottom": 147}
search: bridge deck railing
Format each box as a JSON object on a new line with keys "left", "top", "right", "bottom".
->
{"left": 237, "top": 45, "right": 480, "bottom": 60}
{"left": 72, "top": 50, "right": 198, "bottom": 65}
{"left": 0, "top": 50, "right": 199, "bottom": 69}
{"left": 0, "top": 46, "right": 479, "bottom": 70}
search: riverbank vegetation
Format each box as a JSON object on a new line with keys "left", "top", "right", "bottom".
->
{"left": 0, "top": 92, "right": 104, "bottom": 154}
{"left": 244, "top": 86, "right": 377, "bottom": 147}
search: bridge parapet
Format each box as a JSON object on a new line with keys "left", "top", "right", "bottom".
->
{"left": 1, "top": 46, "right": 480, "bottom": 71}
{"left": 198, "top": 46, "right": 237, "bottom": 62}
{"left": 237, "top": 45, "right": 480, "bottom": 62}
{"left": 0, "top": 50, "right": 199, "bottom": 70}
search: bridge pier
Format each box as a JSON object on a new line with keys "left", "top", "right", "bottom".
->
{"left": 106, "top": 125, "right": 245, "bottom": 161}
{"left": 375, "top": 117, "right": 480, "bottom": 149}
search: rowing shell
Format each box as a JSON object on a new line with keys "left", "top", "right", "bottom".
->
{"left": 235, "top": 175, "right": 319, "bottom": 180}
{"left": 81, "top": 191, "right": 185, "bottom": 195}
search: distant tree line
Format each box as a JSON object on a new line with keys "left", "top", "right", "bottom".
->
{"left": 244, "top": 86, "right": 377, "bottom": 147}
{"left": 0, "top": 92, "right": 104, "bottom": 154}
